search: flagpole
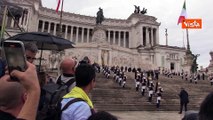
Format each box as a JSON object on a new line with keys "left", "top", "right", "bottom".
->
{"left": 58, "top": 0, "right": 65, "bottom": 60}
{"left": 58, "top": 0, "right": 64, "bottom": 37}
{"left": 182, "top": 31, "right": 185, "bottom": 48}
{"left": 186, "top": 28, "right": 190, "bottom": 53}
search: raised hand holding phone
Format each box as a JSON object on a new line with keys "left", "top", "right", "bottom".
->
{"left": 3, "top": 40, "right": 27, "bottom": 80}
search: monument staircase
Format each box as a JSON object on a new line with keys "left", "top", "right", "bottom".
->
{"left": 91, "top": 72, "right": 213, "bottom": 111}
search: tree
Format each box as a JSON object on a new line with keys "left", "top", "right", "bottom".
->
{"left": 191, "top": 54, "right": 199, "bottom": 73}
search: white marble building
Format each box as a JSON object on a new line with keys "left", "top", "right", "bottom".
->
{"left": 3, "top": 0, "right": 187, "bottom": 71}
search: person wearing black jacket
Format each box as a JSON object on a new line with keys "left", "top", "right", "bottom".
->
{"left": 179, "top": 87, "right": 189, "bottom": 114}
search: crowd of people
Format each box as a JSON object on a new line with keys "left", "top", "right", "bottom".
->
{"left": 0, "top": 43, "right": 117, "bottom": 120}
{"left": 162, "top": 68, "right": 208, "bottom": 85}
{"left": 102, "top": 65, "right": 163, "bottom": 109}
{"left": 101, "top": 64, "right": 213, "bottom": 117}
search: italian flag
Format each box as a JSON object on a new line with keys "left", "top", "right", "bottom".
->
{"left": 177, "top": 0, "right": 187, "bottom": 25}
{"left": 56, "top": 0, "right": 61, "bottom": 13}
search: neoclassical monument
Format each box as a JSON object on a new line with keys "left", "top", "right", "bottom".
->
{"left": 3, "top": 0, "right": 187, "bottom": 71}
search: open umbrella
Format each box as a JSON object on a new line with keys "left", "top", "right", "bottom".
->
{"left": 7, "top": 32, "right": 74, "bottom": 50}
{"left": 7, "top": 32, "right": 75, "bottom": 71}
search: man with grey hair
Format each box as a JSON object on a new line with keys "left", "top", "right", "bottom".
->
{"left": 24, "top": 42, "right": 38, "bottom": 63}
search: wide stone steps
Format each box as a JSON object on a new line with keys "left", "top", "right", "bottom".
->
{"left": 91, "top": 72, "right": 212, "bottom": 111}
{"left": 94, "top": 104, "right": 199, "bottom": 111}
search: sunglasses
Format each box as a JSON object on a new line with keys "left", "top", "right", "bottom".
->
{"left": 26, "top": 56, "right": 36, "bottom": 60}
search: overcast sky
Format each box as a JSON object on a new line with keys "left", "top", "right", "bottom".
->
{"left": 42, "top": 0, "right": 213, "bottom": 68}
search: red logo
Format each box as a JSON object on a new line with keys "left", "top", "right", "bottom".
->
{"left": 182, "top": 19, "right": 202, "bottom": 29}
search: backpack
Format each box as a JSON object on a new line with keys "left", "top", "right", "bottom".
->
{"left": 41, "top": 98, "right": 85, "bottom": 120}
{"left": 37, "top": 76, "right": 75, "bottom": 120}
{"left": 56, "top": 75, "right": 75, "bottom": 92}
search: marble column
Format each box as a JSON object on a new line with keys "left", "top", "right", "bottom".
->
{"left": 24, "top": 10, "right": 28, "bottom": 26}
{"left": 10, "top": 19, "right": 14, "bottom": 28}
{"left": 25, "top": 10, "right": 32, "bottom": 31}
{"left": 47, "top": 22, "right": 51, "bottom": 33}
{"left": 53, "top": 23, "right": 57, "bottom": 36}
{"left": 70, "top": 26, "right": 73, "bottom": 41}
{"left": 113, "top": 31, "right": 116, "bottom": 44}
{"left": 41, "top": 21, "right": 45, "bottom": 32}
{"left": 118, "top": 31, "right": 121, "bottom": 46}
{"left": 156, "top": 28, "right": 159, "bottom": 45}
{"left": 65, "top": 25, "right": 68, "bottom": 39}
{"left": 124, "top": 32, "right": 126, "bottom": 48}
{"left": 87, "top": 28, "right": 90, "bottom": 43}
{"left": 18, "top": 16, "right": 23, "bottom": 26}
{"left": 81, "top": 28, "right": 84, "bottom": 43}
{"left": 25, "top": 10, "right": 30, "bottom": 28}
{"left": 76, "top": 27, "right": 79, "bottom": 43}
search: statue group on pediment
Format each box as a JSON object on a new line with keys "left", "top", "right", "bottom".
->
{"left": 134, "top": 5, "right": 147, "bottom": 15}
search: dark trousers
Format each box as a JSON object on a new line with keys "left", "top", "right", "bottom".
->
{"left": 156, "top": 100, "right": 160, "bottom": 108}
{"left": 119, "top": 80, "right": 122, "bottom": 86}
{"left": 141, "top": 89, "right": 145, "bottom": 96}
{"left": 148, "top": 94, "right": 153, "bottom": 102}
{"left": 136, "top": 85, "right": 139, "bottom": 91}
{"left": 180, "top": 102, "right": 188, "bottom": 113}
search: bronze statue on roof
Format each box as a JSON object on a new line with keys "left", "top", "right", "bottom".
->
{"left": 134, "top": 5, "right": 147, "bottom": 15}
{"left": 96, "top": 7, "right": 104, "bottom": 24}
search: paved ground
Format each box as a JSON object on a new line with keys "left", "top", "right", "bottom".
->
{"left": 109, "top": 111, "right": 184, "bottom": 120}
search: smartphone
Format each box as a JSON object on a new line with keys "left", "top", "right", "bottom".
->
{"left": 3, "top": 40, "right": 27, "bottom": 79}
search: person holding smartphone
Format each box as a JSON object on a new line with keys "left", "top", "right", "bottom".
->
{"left": 0, "top": 41, "right": 40, "bottom": 120}
{"left": 0, "top": 61, "right": 40, "bottom": 120}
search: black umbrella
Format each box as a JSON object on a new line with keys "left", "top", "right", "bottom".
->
{"left": 7, "top": 32, "right": 74, "bottom": 50}
{"left": 7, "top": 32, "right": 75, "bottom": 71}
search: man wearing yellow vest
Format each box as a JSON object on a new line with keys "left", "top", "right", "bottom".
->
{"left": 61, "top": 63, "right": 96, "bottom": 120}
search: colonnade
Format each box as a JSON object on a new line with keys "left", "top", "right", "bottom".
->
{"left": 106, "top": 30, "right": 129, "bottom": 48}
{"left": 38, "top": 20, "right": 130, "bottom": 48}
{"left": 141, "top": 26, "right": 157, "bottom": 47}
